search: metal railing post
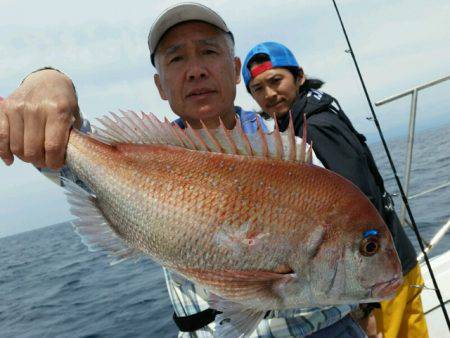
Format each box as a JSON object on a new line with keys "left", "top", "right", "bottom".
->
{"left": 375, "top": 75, "right": 450, "bottom": 227}
{"left": 400, "top": 89, "right": 418, "bottom": 225}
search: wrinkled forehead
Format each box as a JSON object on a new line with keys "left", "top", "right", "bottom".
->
{"left": 156, "top": 21, "right": 225, "bottom": 57}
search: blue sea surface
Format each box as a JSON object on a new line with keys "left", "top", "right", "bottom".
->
{"left": 1, "top": 124, "right": 449, "bottom": 338}
{"left": 370, "top": 123, "right": 450, "bottom": 258}
{"left": 0, "top": 224, "right": 177, "bottom": 337}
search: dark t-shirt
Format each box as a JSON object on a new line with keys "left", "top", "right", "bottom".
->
{"left": 278, "top": 88, "right": 417, "bottom": 274}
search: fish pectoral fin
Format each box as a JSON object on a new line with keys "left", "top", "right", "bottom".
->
{"left": 209, "top": 293, "right": 266, "bottom": 338}
{"left": 62, "top": 177, "right": 143, "bottom": 265}
{"left": 177, "top": 268, "right": 297, "bottom": 301}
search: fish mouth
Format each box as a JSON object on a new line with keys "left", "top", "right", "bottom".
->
{"left": 370, "top": 276, "right": 403, "bottom": 299}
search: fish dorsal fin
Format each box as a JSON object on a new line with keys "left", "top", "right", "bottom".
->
{"left": 92, "top": 111, "right": 314, "bottom": 164}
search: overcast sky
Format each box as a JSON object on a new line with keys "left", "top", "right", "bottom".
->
{"left": 0, "top": 0, "right": 449, "bottom": 238}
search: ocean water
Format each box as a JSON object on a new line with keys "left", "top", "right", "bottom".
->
{"left": 371, "top": 123, "right": 450, "bottom": 257}
{"left": 0, "top": 224, "right": 177, "bottom": 338}
{"left": 1, "top": 124, "right": 449, "bottom": 338}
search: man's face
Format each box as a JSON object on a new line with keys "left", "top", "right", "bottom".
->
{"left": 249, "top": 67, "right": 303, "bottom": 119}
{"left": 154, "top": 21, "right": 241, "bottom": 128}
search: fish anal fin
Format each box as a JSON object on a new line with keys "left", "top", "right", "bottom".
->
{"left": 209, "top": 294, "right": 265, "bottom": 338}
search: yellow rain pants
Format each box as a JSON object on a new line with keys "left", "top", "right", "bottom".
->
{"left": 373, "top": 263, "right": 429, "bottom": 338}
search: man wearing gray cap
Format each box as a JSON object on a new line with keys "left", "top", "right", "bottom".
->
{"left": 0, "top": 3, "right": 365, "bottom": 337}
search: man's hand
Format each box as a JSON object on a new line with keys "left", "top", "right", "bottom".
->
{"left": 357, "top": 311, "right": 383, "bottom": 338}
{"left": 0, "top": 69, "right": 81, "bottom": 169}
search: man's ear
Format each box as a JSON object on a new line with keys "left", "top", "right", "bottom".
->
{"left": 234, "top": 57, "right": 242, "bottom": 85}
{"left": 297, "top": 67, "right": 306, "bottom": 86}
{"left": 154, "top": 74, "right": 168, "bottom": 100}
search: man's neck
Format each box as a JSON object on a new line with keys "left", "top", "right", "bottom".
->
{"left": 184, "top": 109, "right": 237, "bottom": 130}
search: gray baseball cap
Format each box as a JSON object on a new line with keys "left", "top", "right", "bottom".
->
{"left": 148, "top": 2, "right": 233, "bottom": 66}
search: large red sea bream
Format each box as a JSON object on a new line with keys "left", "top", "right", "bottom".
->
{"left": 64, "top": 111, "right": 402, "bottom": 336}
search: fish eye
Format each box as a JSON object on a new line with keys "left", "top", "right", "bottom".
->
{"left": 359, "top": 236, "right": 380, "bottom": 256}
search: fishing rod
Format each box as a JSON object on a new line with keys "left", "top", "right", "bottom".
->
{"left": 331, "top": 0, "right": 450, "bottom": 329}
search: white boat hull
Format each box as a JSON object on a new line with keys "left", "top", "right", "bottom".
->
{"left": 420, "top": 250, "right": 450, "bottom": 337}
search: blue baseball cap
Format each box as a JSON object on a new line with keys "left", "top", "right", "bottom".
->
{"left": 242, "top": 41, "right": 300, "bottom": 89}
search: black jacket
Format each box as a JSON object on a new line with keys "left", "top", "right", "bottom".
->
{"left": 278, "top": 88, "right": 417, "bottom": 274}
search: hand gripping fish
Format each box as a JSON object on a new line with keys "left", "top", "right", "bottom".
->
{"left": 64, "top": 111, "right": 402, "bottom": 337}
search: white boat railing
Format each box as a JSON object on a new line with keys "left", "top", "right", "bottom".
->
{"left": 375, "top": 75, "right": 450, "bottom": 258}
{"left": 417, "top": 219, "right": 450, "bottom": 262}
